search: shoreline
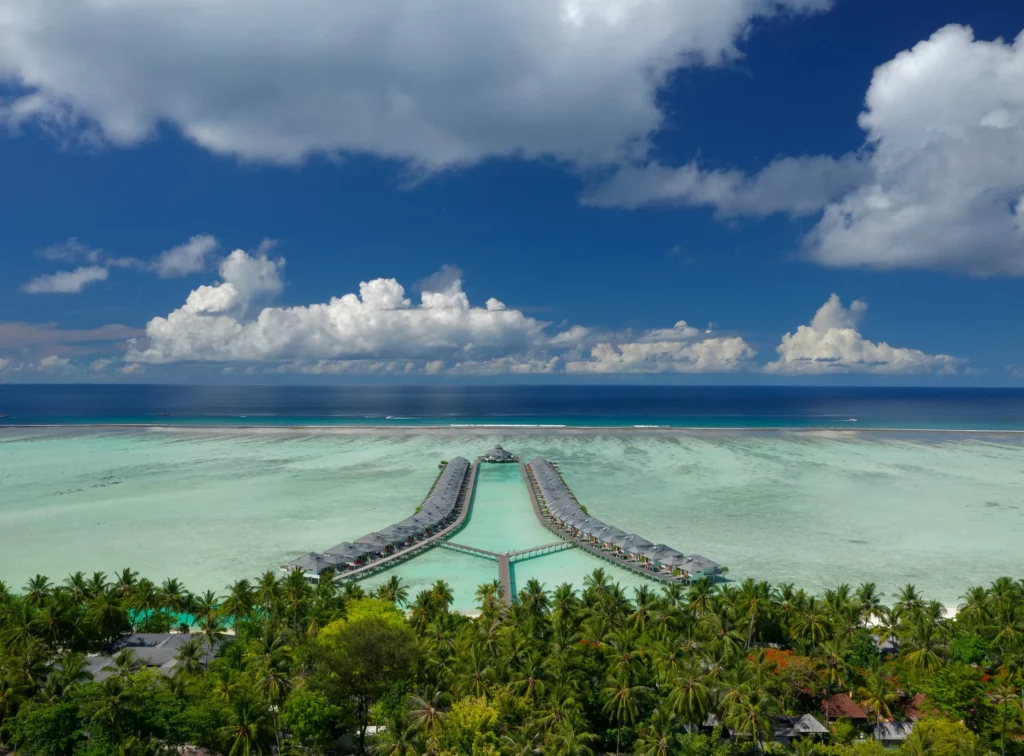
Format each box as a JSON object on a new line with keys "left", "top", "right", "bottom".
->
{"left": 4, "top": 422, "right": 1024, "bottom": 434}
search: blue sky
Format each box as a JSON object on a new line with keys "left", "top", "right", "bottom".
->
{"left": 0, "top": 0, "right": 1022, "bottom": 383}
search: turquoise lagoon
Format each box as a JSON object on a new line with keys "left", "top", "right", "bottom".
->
{"left": 1, "top": 427, "right": 1023, "bottom": 611}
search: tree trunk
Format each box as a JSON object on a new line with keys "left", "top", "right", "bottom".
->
{"left": 616, "top": 723, "right": 621, "bottom": 756}
{"left": 273, "top": 711, "right": 281, "bottom": 754}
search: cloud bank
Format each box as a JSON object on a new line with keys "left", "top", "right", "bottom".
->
{"left": 588, "top": 25, "right": 1024, "bottom": 276}
{"left": 0, "top": 0, "right": 828, "bottom": 169}
{"left": 125, "top": 250, "right": 758, "bottom": 375}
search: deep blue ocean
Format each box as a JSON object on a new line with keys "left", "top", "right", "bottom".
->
{"left": 3, "top": 384, "right": 1024, "bottom": 430}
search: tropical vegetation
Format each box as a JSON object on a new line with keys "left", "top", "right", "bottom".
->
{"left": 1, "top": 568, "right": 1023, "bottom": 755}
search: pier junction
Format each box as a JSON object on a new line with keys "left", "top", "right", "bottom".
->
{"left": 283, "top": 444, "right": 722, "bottom": 606}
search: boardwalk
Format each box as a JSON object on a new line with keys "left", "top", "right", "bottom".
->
{"left": 497, "top": 555, "right": 512, "bottom": 606}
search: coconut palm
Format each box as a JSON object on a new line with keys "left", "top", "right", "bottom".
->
{"left": 857, "top": 666, "right": 898, "bottom": 729}
{"left": 218, "top": 696, "right": 276, "bottom": 756}
{"left": 602, "top": 673, "right": 649, "bottom": 755}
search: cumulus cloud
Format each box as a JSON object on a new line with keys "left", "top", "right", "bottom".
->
{"left": 0, "top": 0, "right": 829, "bottom": 169}
{"left": 37, "top": 354, "right": 70, "bottom": 370}
{"left": 805, "top": 25, "right": 1024, "bottom": 276}
{"left": 0, "top": 358, "right": 9, "bottom": 372}
{"left": 90, "top": 358, "right": 113, "bottom": 372}
{"left": 565, "top": 321, "right": 755, "bottom": 374}
{"left": 152, "top": 234, "right": 219, "bottom": 278}
{"left": 128, "top": 253, "right": 549, "bottom": 364}
{"left": 21, "top": 266, "right": 109, "bottom": 294}
{"left": 583, "top": 154, "right": 869, "bottom": 215}
{"left": 124, "top": 249, "right": 756, "bottom": 375}
{"left": 764, "top": 294, "right": 961, "bottom": 374}
{"left": 587, "top": 25, "right": 1024, "bottom": 276}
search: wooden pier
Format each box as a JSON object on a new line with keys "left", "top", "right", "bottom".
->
{"left": 497, "top": 555, "right": 512, "bottom": 606}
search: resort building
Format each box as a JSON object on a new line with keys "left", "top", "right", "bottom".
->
{"left": 281, "top": 456, "right": 472, "bottom": 582}
{"left": 528, "top": 457, "right": 722, "bottom": 581}
{"left": 83, "top": 633, "right": 225, "bottom": 682}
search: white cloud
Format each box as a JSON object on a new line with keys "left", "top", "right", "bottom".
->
{"left": 37, "top": 354, "right": 70, "bottom": 370}
{"left": 22, "top": 266, "right": 109, "bottom": 294}
{"left": 764, "top": 294, "right": 961, "bottom": 374}
{"left": 152, "top": 234, "right": 219, "bottom": 278}
{"left": 36, "top": 237, "right": 102, "bottom": 264}
{"left": 448, "top": 356, "right": 562, "bottom": 375}
{"left": 125, "top": 250, "right": 756, "bottom": 375}
{"left": 0, "top": 358, "right": 9, "bottom": 371}
{"left": 128, "top": 253, "right": 549, "bottom": 364}
{"left": 586, "top": 25, "right": 1024, "bottom": 276}
{"left": 565, "top": 321, "right": 755, "bottom": 373}
{"left": 90, "top": 358, "right": 113, "bottom": 372}
{"left": 121, "top": 363, "right": 144, "bottom": 375}
{"left": 0, "top": 0, "right": 828, "bottom": 169}
{"left": 583, "top": 154, "right": 869, "bottom": 215}
{"left": 804, "top": 25, "right": 1024, "bottom": 276}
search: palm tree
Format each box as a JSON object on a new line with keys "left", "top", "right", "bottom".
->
{"left": 818, "top": 639, "right": 848, "bottom": 728}
{"left": 223, "top": 579, "right": 255, "bottom": 623}
{"left": 602, "top": 673, "right": 648, "bottom": 755}
{"left": 409, "top": 691, "right": 448, "bottom": 738}
{"left": 900, "top": 615, "right": 946, "bottom": 674}
{"left": 373, "top": 713, "right": 422, "bottom": 755}
{"left": 855, "top": 582, "right": 883, "bottom": 625}
{"left": 377, "top": 576, "right": 410, "bottom": 608}
{"left": 790, "top": 598, "right": 831, "bottom": 649}
{"left": 635, "top": 705, "right": 682, "bottom": 756}
{"left": 857, "top": 666, "right": 898, "bottom": 730}
{"left": 175, "top": 637, "right": 205, "bottom": 677}
{"left": 218, "top": 697, "right": 276, "bottom": 756}
{"left": 989, "top": 679, "right": 1023, "bottom": 756}
{"left": 23, "top": 575, "right": 52, "bottom": 606}
{"left": 667, "top": 663, "right": 711, "bottom": 733}
{"left": 724, "top": 687, "right": 777, "bottom": 753}
{"left": 430, "top": 580, "right": 454, "bottom": 610}
{"left": 547, "top": 713, "right": 599, "bottom": 756}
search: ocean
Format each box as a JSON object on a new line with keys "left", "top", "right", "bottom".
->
{"left": 1, "top": 385, "right": 1023, "bottom": 611}
{"left": 4, "top": 384, "right": 1024, "bottom": 429}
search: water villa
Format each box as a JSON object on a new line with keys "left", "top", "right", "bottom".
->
{"left": 526, "top": 457, "right": 722, "bottom": 582}
{"left": 282, "top": 446, "right": 721, "bottom": 591}
{"left": 282, "top": 456, "right": 473, "bottom": 582}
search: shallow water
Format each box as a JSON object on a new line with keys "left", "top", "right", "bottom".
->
{"left": 1, "top": 427, "right": 1022, "bottom": 610}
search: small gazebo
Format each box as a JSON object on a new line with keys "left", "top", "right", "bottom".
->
{"left": 481, "top": 444, "right": 518, "bottom": 463}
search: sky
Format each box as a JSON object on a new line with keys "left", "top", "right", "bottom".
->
{"left": 1, "top": 0, "right": 1022, "bottom": 384}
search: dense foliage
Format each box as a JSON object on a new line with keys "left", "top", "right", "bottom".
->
{"left": 1, "top": 568, "right": 1023, "bottom": 755}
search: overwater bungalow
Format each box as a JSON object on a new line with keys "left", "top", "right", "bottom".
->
{"left": 283, "top": 456, "right": 472, "bottom": 581}
{"left": 527, "top": 456, "right": 724, "bottom": 582}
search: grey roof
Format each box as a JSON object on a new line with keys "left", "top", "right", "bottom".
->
{"left": 283, "top": 456, "right": 471, "bottom": 575}
{"left": 90, "top": 633, "right": 225, "bottom": 681}
{"left": 483, "top": 445, "right": 517, "bottom": 460}
{"left": 784, "top": 715, "right": 828, "bottom": 736}
{"left": 873, "top": 722, "right": 914, "bottom": 741}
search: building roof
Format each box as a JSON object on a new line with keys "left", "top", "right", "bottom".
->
{"left": 904, "top": 693, "right": 932, "bottom": 721}
{"left": 821, "top": 693, "right": 869, "bottom": 720}
{"left": 779, "top": 714, "right": 829, "bottom": 737}
{"left": 483, "top": 444, "right": 517, "bottom": 461}
{"left": 89, "top": 633, "right": 225, "bottom": 681}
{"left": 873, "top": 722, "right": 914, "bottom": 741}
